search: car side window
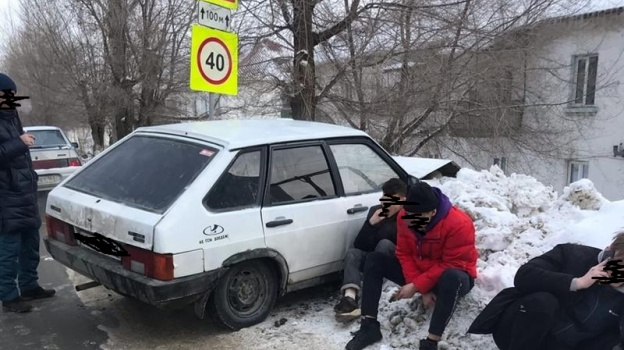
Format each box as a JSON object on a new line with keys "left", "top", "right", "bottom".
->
{"left": 329, "top": 143, "right": 401, "bottom": 195}
{"left": 206, "top": 150, "right": 262, "bottom": 210}
{"left": 269, "top": 146, "right": 336, "bottom": 204}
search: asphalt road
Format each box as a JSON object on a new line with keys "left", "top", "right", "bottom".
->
{"left": 0, "top": 191, "right": 342, "bottom": 350}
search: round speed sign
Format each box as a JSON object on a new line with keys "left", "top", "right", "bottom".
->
{"left": 197, "top": 37, "right": 233, "bottom": 85}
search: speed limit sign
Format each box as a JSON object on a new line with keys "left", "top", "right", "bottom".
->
{"left": 190, "top": 25, "right": 238, "bottom": 95}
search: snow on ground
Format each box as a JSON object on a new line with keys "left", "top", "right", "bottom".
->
{"left": 67, "top": 166, "right": 624, "bottom": 350}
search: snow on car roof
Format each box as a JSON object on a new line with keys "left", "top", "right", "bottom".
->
{"left": 138, "top": 119, "right": 368, "bottom": 149}
{"left": 23, "top": 126, "right": 62, "bottom": 131}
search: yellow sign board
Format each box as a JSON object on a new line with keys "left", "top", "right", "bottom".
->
{"left": 198, "top": 0, "right": 238, "bottom": 10}
{"left": 190, "top": 25, "right": 238, "bottom": 96}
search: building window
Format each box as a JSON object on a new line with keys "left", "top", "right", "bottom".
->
{"left": 568, "top": 160, "right": 589, "bottom": 184}
{"left": 573, "top": 54, "right": 598, "bottom": 106}
{"left": 493, "top": 157, "right": 507, "bottom": 172}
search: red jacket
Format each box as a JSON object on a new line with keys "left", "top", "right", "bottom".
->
{"left": 395, "top": 206, "right": 478, "bottom": 294}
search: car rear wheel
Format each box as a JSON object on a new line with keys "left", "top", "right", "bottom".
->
{"left": 208, "top": 260, "right": 278, "bottom": 330}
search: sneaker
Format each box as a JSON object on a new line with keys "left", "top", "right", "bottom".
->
{"left": 334, "top": 296, "right": 358, "bottom": 314}
{"left": 419, "top": 338, "right": 439, "bottom": 350}
{"left": 335, "top": 307, "right": 361, "bottom": 323}
{"left": 21, "top": 287, "right": 56, "bottom": 301}
{"left": 345, "top": 318, "right": 382, "bottom": 350}
{"left": 2, "top": 298, "right": 33, "bottom": 313}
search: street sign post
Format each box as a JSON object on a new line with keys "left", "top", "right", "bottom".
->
{"left": 198, "top": 1, "right": 231, "bottom": 32}
{"left": 190, "top": 25, "right": 238, "bottom": 95}
{"left": 198, "top": 0, "right": 238, "bottom": 10}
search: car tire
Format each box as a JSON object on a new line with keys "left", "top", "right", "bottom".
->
{"left": 208, "top": 260, "right": 278, "bottom": 330}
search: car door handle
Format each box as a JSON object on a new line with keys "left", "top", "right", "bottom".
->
{"left": 265, "top": 219, "right": 294, "bottom": 228}
{"left": 347, "top": 206, "right": 369, "bottom": 214}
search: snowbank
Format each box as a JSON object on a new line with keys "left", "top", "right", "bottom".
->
{"left": 264, "top": 166, "right": 624, "bottom": 350}
{"left": 368, "top": 167, "right": 624, "bottom": 350}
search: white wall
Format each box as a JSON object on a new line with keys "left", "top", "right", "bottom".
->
{"left": 449, "top": 14, "right": 624, "bottom": 200}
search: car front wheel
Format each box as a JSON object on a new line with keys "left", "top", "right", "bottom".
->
{"left": 209, "top": 260, "right": 278, "bottom": 330}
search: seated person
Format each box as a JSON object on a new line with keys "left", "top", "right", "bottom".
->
{"left": 334, "top": 178, "right": 407, "bottom": 322}
{"left": 468, "top": 231, "right": 624, "bottom": 350}
{"left": 346, "top": 182, "right": 478, "bottom": 350}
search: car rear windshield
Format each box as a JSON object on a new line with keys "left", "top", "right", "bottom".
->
{"left": 64, "top": 135, "right": 217, "bottom": 213}
{"left": 29, "top": 130, "right": 68, "bottom": 148}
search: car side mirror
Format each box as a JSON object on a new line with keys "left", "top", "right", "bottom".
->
{"left": 71, "top": 142, "right": 79, "bottom": 149}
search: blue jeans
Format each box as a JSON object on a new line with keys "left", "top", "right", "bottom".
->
{"left": 0, "top": 229, "right": 41, "bottom": 302}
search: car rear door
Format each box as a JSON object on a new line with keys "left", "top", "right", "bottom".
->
{"left": 326, "top": 138, "right": 408, "bottom": 250}
{"left": 261, "top": 142, "right": 348, "bottom": 283}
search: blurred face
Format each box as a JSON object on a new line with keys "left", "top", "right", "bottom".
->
{"left": 379, "top": 193, "right": 406, "bottom": 218}
{"left": 0, "top": 89, "right": 16, "bottom": 109}
{"left": 403, "top": 209, "right": 437, "bottom": 231}
{"left": 606, "top": 250, "right": 624, "bottom": 288}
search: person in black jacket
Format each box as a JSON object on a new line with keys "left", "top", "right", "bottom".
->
{"left": 0, "top": 73, "right": 55, "bottom": 314}
{"left": 468, "top": 230, "right": 624, "bottom": 350}
{"left": 334, "top": 178, "right": 407, "bottom": 322}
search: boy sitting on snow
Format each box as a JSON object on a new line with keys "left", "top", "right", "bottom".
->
{"left": 469, "top": 231, "right": 624, "bottom": 350}
{"left": 345, "top": 182, "right": 478, "bottom": 350}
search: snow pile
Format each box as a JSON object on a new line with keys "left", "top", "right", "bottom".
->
{"left": 358, "top": 167, "right": 624, "bottom": 350}
{"left": 557, "top": 178, "right": 608, "bottom": 210}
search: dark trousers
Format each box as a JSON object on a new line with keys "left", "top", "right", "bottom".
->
{"left": 360, "top": 251, "right": 474, "bottom": 336}
{"left": 493, "top": 292, "right": 622, "bottom": 350}
{"left": 341, "top": 239, "right": 396, "bottom": 294}
{"left": 0, "top": 229, "right": 41, "bottom": 302}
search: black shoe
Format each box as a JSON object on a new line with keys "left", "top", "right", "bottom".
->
{"left": 419, "top": 338, "right": 439, "bottom": 350}
{"left": 334, "top": 296, "right": 358, "bottom": 314}
{"left": 21, "top": 287, "right": 56, "bottom": 301}
{"left": 345, "top": 318, "right": 382, "bottom": 350}
{"left": 2, "top": 298, "right": 33, "bottom": 313}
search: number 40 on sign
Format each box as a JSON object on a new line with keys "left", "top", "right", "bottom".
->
{"left": 190, "top": 25, "right": 238, "bottom": 95}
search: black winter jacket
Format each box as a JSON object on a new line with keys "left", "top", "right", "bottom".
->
{"left": 0, "top": 110, "right": 40, "bottom": 234}
{"left": 353, "top": 204, "right": 398, "bottom": 252}
{"left": 469, "top": 243, "right": 624, "bottom": 350}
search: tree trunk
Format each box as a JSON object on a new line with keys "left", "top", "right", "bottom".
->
{"left": 107, "top": 0, "right": 134, "bottom": 140}
{"left": 291, "top": 0, "right": 316, "bottom": 121}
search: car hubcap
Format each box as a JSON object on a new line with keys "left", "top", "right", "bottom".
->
{"left": 227, "top": 268, "right": 266, "bottom": 317}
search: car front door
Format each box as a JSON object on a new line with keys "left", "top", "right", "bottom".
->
{"left": 326, "top": 139, "right": 407, "bottom": 250}
{"left": 261, "top": 143, "right": 347, "bottom": 284}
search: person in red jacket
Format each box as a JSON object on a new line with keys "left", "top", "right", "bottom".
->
{"left": 345, "top": 182, "right": 478, "bottom": 350}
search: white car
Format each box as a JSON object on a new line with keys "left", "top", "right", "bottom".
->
{"left": 44, "top": 119, "right": 418, "bottom": 330}
{"left": 24, "top": 126, "right": 83, "bottom": 191}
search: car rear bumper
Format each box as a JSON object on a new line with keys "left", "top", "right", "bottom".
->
{"left": 44, "top": 237, "right": 225, "bottom": 307}
{"left": 36, "top": 167, "right": 81, "bottom": 191}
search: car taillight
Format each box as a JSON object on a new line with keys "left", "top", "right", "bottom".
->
{"left": 122, "top": 245, "right": 174, "bottom": 281}
{"left": 69, "top": 158, "right": 82, "bottom": 167}
{"left": 45, "top": 215, "right": 77, "bottom": 245}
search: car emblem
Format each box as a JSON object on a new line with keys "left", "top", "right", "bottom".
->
{"left": 203, "top": 225, "right": 225, "bottom": 236}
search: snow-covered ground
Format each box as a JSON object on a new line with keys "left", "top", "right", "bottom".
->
{"left": 67, "top": 166, "right": 624, "bottom": 350}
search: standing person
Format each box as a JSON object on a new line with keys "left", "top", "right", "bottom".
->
{"left": 0, "top": 73, "right": 55, "bottom": 313}
{"left": 345, "top": 182, "right": 478, "bottom": 350}
{"left": 468, "top": 232, "right": 624, "bottom": 350}
{"left": 334, "top": 178, "right": 407, "bottom": 322}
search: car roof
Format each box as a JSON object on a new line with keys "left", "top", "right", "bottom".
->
{"left": 137, "top": 119, "right": 369, "bottom": 150}
{"left": 24, "top": 126, "right": 62, "bottom": 131}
